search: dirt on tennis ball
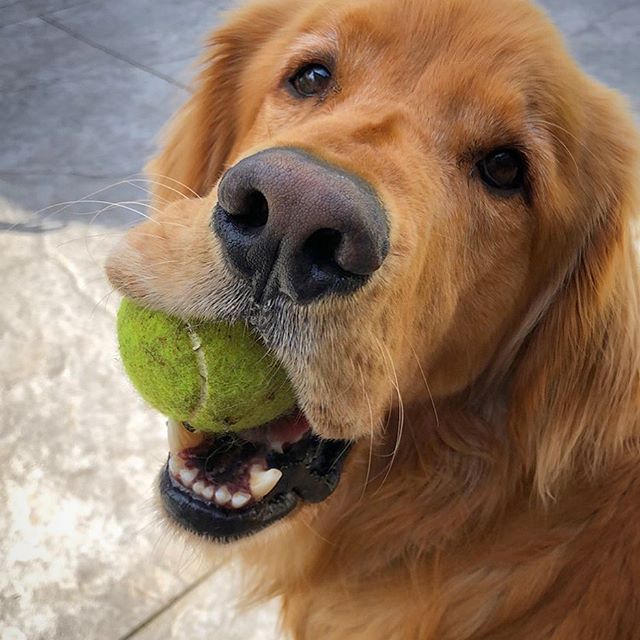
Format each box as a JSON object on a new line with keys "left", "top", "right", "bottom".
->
{"left": 117, "top": 298, "right": 296, "bottom": 433}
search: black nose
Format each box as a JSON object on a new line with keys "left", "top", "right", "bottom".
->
{"left": 212, "top": 148, "right": 389, "bottom": 304}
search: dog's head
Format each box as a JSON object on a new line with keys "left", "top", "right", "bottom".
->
{"left": 107, "top": 0, "right": 638, "bottom": 541}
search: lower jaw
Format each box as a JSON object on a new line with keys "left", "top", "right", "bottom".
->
{"left": 159, "top": 462, "right": 300, "bottom": 542}
{"left": 159, "top": 415, "right": 353, "bottom": 542}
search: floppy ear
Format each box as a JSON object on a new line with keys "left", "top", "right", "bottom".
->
{"left": 510, "top": 82, "right": 640, "bottom": 500}
{"left": 146, "top": 0, "right": 299, "bottom": 205}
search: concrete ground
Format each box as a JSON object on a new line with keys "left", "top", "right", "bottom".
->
{"left": 0, "top": 0, "right": 639, "bottom": 638}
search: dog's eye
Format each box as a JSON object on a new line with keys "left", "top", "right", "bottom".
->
{"left": 478, "top": 149, "right": 525, "bottom": 191}
{"left": 289, "top": 64, "right": 332, "bottom": 97}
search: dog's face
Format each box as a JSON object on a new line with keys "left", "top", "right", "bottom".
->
{"left": 107, "top": 0, "right": 636, "bottom": 540}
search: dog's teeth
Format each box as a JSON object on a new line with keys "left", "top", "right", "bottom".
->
{"left": 167, "top": 418, "right": 204, "bottom": 456}
{"left": 231, "top": 492, "right": 251, "bottom": 509}
{"left": 249, "top": 466, "right": 283, "bottom": 500}
{"left": 192, "top": 480, "right": 206, "bottom": 496}
{"left": 202, "top": 485, "right": 215, "bottom": 500}
{"left": 178, "top": 468, "right": 197, "bottom": 488}
{"left": 214, "top": 486, "right": 231, "bottom": 505}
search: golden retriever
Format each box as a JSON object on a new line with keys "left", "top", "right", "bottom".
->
{"left": 106, "top": 0, "right": 640, "bottom": 637}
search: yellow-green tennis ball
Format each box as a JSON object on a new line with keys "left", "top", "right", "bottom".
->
{"left": 117, "top": 298, "right": 295, "bottom": 433}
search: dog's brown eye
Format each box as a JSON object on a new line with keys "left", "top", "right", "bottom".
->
{"left": 289, "top": 64, "right": 332, "bottom": 97}
{"left": 478, "top": 149, "right": 525, "bottom": 191}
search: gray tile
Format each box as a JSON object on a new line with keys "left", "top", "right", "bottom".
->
{"left": 0, "top": 16, "right": 99, "bottom": 92}
{"left": 568, "top": 3, "right": 640, "bottom": 117}
{"left": 0, "top": 0, "right": 92, "bottom": 28}
{"left": 47, "top": 0, "right": 237, "bottom": 81}
{"left": 536, "top": 0, "right": 632, "bottom": 36}
{"left": 152, "top": 57, "right": 200, "bottom": 89}
{"left": 0, "top": 17, "right": 187, "bottom": 223}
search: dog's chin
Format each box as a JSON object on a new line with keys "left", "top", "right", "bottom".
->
{"left": 158, "top": 412, "right": 352, "bottom": 543}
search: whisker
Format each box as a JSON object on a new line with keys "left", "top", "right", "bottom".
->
{"left": 38, "top": 200, "right": 156, "bottom": 228}
{"left": 29, "top": 173, "right": 165, "bottom": 217}
{"left": 326, "top": 441, "right": 353, "bottom": 473}
{"left": 53, "top": 229, "right": 132, "bottom": 248}
{"left": 532, "top": 117, "right": 601, "bottom": 164}
{"left": 299, "top": 513, "right": 335, "bottom": 546}
{"left": 529, "top": 117, "right": 599, "bottom": 177}
{"left": 357, "top": 363, "right": 376, "bottom": 503}
{"left": 410, "top": 345, "right": 439, "bottom": 430}
{"left": 372, "top": 336, "right": 405, "bottom": 492}
{"left": 145, "top": 171, "right": 201, "bottom": 199}
{"left": 89, "top": 287, "right": 118, "bottom": 322}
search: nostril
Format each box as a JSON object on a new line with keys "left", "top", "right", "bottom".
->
{"left": 215, "top": 148, "right": 389, "bottom": 303}
{"left": 230, "top": 189, "right": 269, "bottom": 230}
{"left": 302, "top": 228, "right": 344, "bottom": 272}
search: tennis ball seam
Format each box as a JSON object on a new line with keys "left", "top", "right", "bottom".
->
{"left": 117, "top": 299, "right": 297, "bottom": 433}
{"left": 185, "top": 321, "right": 209, "bottom": 424}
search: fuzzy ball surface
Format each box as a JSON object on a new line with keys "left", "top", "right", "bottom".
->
{"left": 117, "top": 299, "right": 295, "bottom": 432}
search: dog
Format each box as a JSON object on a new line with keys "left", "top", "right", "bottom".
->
{"left": 106, "top": 0, "right": 640, "bottom": 637}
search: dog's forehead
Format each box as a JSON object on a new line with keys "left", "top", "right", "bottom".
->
{"left": 284, "top": 0, "right": 570, "bottom": 97}
{"left": 274, "top": 0, "right": 581, "bottom": 144}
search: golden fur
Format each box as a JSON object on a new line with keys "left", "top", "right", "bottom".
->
{"left": 106, "top": 0, "right": 640, "bottom": 637}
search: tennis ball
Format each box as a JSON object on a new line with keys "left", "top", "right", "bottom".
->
{"left": 117, "top": 298, "right": 295, "bottom": 433}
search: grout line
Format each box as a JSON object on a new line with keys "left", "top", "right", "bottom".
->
{"left": 117, "top": 568, "right": 219, "bottom": 640}
{"left": 38, "top": 14, "right": 188, "bottom": 91}
{"left": 0, "top": 0, "right": 89, "bottom": 28}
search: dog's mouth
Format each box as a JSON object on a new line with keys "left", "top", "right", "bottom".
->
{"left": 160, "top": 412, "right": 352, "bottom": 542}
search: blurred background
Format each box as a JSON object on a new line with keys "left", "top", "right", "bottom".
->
{"left": 0, "top": 0, "right": 638, "bottom": 638}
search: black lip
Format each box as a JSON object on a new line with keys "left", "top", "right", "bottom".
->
{"left": 159, "top": 435, "right": 353, "bottom": 542}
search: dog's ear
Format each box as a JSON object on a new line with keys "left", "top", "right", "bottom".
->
{"left": 510, "top": 82, "right": 640, "bottom": 500}
{"left": 146, "top": 0, "right": 299, "bottom": 205}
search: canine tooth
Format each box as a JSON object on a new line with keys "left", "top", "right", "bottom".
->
{"left": 202, "top": 485, "right": 215, "bottom": 500}
{"left": 192, "top": 480, "right": 206, "bottom": 496}
{"left": 249, "top": 467, "right": 283, "bottom": 500}
{"left": 178, "top": 468, "right": 198, "bottom": 488}
{"left": 167, "top": 419, "right": 204, "bottom": 456}
{"left": 214, "top": 486, "right": 231, "bottom": 505}
{"left": 231, "top": 492, "right": 251, "bottom": 509}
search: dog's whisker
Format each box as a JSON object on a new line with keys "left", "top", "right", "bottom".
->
{"left": 53, "top": 230, "right": 133, "bottom": 248}
{"left": 356, "top": 363, "right": 377, "bottom": 503}
{"left": 28, "top": 179, "right": 147, "bottom": 218}
{"left": 531, "top": 116, "right": 602, "bottom": 165}
{"left": 298, "top": 513, "right": 336, "bottom": 546}
{"left": 88, "top": 288, "right": 118, "bottom": 322}
{"left": 26, "top": 172, "right": 177, "bottom": 226}
{"left": 69, "top": 199, "right": 193, "bottom": 230}
{"left": 370, "top": 336, "right": 405, "bottom": 493}
{"left": 145, "top": 171, "right": 201, "bottom": 199}
{"left": 325, "top": 441, "right": 354, "bottom": 473}
{"left": 115, "top": 177, "right": 195, "bottom": 208}
{"left": 118, "top": 180, "right": 171, "bottom": 207}
{"left": 531, "top": 120, "right": 581, "bottom": 177}
{"left": 129, "top": 231, "right": 173, "bottom": 241}
{"left": 40, "top": 199, "right": 156, "bottom": 226}
{"left": 410, "top": 345, "right": 439, "bottom": 431}
{"left": 148, "top": 259, "right": 181, "bottom": 267}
